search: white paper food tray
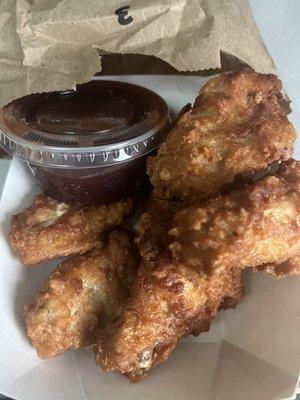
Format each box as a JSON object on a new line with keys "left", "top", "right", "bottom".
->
{"left": 0, "top": 75, "right": 299, "bottom": 400}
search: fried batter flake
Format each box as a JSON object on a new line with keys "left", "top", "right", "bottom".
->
{"left": 255, "top": 256, "right": 300, "bottom": 279}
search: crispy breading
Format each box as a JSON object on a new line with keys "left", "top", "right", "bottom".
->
{"left": 95, "top": 160, "right": 300, "bottom": 381}
{"left": 148, "top": 70, "right": 296, "bottom": 205}
{"left": 94, "top": 255, "right": 244, "bottom": 381}
{"left": 136, "top": 189, "right": 300, "bottom": 279}
{"left": 25, "top": 230, "right": 139, "bottom": 359}
{"left": 95, "top": 198, "right": 244, "bottom": 381}
{"left": 255, "top": 256, "right": 300, "bottom": 279}
{"left": 9, "top": 195, "right": 133, "bottom": 265}
{"left": 135, "top": 197, "right": 180, "bottom": 263}
{"left": 136, "top": 197, "right": 245, "bottom": 311}
{"left": 170, "top": 160, "right": 300, "bottom": 273}
{"left": 136, "top": 197, "right": 245, "bottom": 314}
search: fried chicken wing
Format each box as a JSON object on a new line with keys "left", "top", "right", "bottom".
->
{"left": 94, "top": 255, "right": 243, "bottom": 381}
{"left": 10, "top": 195, "right": 133, "bottom": 265}
{"left": 170, "top": 160, "right": 300, "bottom": 272}
{"left": 25, "top": 230, "right": 138, "bottom": 359}
{"left": 148, "top": 70, "right": 296, "bottom": 205}
{"left": 95, "top": 198, "right": 244, "bottom": 381}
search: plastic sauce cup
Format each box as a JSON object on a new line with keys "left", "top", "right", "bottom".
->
{"left": 0, "top": 80, "right": 170, "bottom": 205}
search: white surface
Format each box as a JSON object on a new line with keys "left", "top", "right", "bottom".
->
{"left": 0, "top": 75, "right": 299, "bottom": 400}
{"left": 250, "top": 0, "right": 300, "bottom": 158}
{"left": 0, "top": 160, "right": 11, "bottom": 200}
{"left": 249, "top": 3, "right": 300, "bottom": 396}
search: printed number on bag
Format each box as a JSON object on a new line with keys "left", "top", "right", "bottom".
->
{"left": 115, "top": 6, "right": 133, "bottom": 25}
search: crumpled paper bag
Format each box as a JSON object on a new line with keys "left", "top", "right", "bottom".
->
{"left": 0, "top": 0, "right": 276, "bottom": 107}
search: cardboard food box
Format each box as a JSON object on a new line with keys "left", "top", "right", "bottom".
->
{"left": 0, "top": 1, "right": 299, "bottom": 399}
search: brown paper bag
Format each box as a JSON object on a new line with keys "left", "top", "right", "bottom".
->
{"left": 0, "top": 0, "right": 276, "bottom": 107}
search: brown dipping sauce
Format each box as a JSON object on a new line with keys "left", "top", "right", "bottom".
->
{"left": 0, "top": 80, "right": 170, "bottom": 205}
{"left": 29, "top": 158, "right": 148, "bottom": 205}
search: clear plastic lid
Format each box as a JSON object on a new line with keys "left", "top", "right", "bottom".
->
{"left": 0, "top": 80, "right": 170, "bottom": 168}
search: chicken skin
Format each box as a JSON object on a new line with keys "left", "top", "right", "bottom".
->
{"left": 148, "top": 70, "right": 296, "bottom": 205}
{"left": 25, "top": 230, "right": 139, "bottom": 359}
{"left": 170, "top": 160, "right": 300, "bottom": 273}
{"left": 95, "top": 202, "right": 244, "bottom": 381}
{"left": 10, "top": 195, "right": 132, "bottom": 265}
{"left": 255, "top": 256, "right": 300, "bottom": 279}
{"left": 95, "top": 160, "right": 299, "bottom": 381}
{"left": 95, "top": 255, "right": 244, "bottom": 381}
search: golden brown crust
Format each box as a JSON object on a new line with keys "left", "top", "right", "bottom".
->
{"left": 148, "top": 70, "right": 296, "bottom": 205}
{"left": 135, "top": 197, "right": 180, "bottom": 263}
{"left": 170, "top": 160, "right": 300, "bottom": 273}
{"left": 25, "top": 230, "right": 139, "bottom": 359}
{"left": 136, "top": 197, "right": 246, "bottom": 311}
{"left": 95, "top": 198, "right": 244, "bottom": 381}
{"left": 254, "top": 256, "right": 300, "bottom": 279}
{"left": 94, "top": 255, "right": 243, "bottom": 381}
{"left": 95, "top": 160, "right": 300, "bottom": 381}
{"left": 9, "top": 195, "right": 133, "bottom": 265}
{"left": 276, "top": 158, "right": 300, "bottom": 191}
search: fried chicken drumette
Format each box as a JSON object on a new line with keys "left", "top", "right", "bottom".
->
{"left": 170, "top": 160, "right": 300, "bottom": 272}
{"left": 10, "top": 195, "right": 132, "bottom": 265}
{"left": 25, "top": 230, "right": 139, "bottom": 359}
{"left": 148, "top": 70, "right": 296, "bottom": 205}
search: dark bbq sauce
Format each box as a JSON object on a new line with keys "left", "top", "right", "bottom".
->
{"left": 29, "top": 157, "right": 148, "bottom": 206}
{"left": 0, "top": 80, "right": 170, "bottom": 205}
